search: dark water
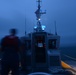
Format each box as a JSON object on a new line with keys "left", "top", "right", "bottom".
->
{"left": 60, "top": 46, "right": 76, "bottom": 61}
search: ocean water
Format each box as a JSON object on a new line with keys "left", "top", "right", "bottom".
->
{"left": 60, "top": 46, "right": 76, "bottom": 61}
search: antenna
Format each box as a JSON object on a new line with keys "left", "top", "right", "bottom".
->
{"left": 25, "top": 17, "right": 26, "bottom": 35}
{"left": 35, "top": 0, "right": 46, "bottom": 32}
{"left": 54, "top": 21, "right": 57, "bottom": 35}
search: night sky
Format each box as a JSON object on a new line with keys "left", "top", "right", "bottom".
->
{"left": 0, "top": 0, "right": 76, "bottom": 46}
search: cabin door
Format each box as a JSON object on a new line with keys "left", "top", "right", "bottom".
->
{"left": 34, "top": 35, "right": 46, "bottom": 63}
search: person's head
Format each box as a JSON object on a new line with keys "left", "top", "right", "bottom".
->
{"left": 9, "top": 28, "right": 17, "bottom": 36}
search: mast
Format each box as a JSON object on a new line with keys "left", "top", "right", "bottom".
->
{"left": 35, "top": 0, "right": 46, "bottom": 32}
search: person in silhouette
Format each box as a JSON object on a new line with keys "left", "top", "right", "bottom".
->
{"left": 1, "top": 29, "right": 20, "bottom": 75}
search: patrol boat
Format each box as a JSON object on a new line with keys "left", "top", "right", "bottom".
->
{"left": 20, "top": 0, "right": 75, "bottom": 75}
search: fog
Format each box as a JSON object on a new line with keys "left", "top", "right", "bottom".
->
{"left": 0, "top": 0, "right": 76, "bottom": 46}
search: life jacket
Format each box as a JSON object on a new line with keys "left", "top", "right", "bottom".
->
{"left": 1, "top": 35, "right": 20, "bottom": 52}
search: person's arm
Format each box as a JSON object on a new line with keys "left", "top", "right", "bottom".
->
{"left": 0, "top": 37, "right": 6, "bottom": 52}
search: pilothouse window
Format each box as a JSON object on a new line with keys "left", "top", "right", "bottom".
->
{"left": 48, "top": 39, "right": 56, "bottom": 49}
{"left": 35, "top": 36, "right": 45, "bottom": 48}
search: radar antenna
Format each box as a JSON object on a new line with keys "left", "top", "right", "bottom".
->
{"left": 35, "top": 0, "right": 46, "bottom": 32}
{"left": 54, "top": 21, "right": 57, "bottom": 35}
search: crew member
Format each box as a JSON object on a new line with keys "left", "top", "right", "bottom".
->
{"left": 1, "top": 29, "right": 20, "bottom": 75}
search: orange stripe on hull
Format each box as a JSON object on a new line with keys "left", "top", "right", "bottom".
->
{"left": 61, "top": 61, "right": 71, "bottom": 69}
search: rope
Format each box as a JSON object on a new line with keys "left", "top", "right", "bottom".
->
{"left": 63, "top": 54, "right": 76, "bottom": 61}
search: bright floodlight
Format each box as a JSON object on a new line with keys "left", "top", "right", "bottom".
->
{"left": 38, "top": 18, "right": 41, "bottom": 21}
{"left": 42, "top": 25, "right": 46, "bottom": 30}
{"left": 34, "top": 26, "right": 37, "bottom": 29}
{"left": 34, "top": 25, "right": 46, "bottom": 30}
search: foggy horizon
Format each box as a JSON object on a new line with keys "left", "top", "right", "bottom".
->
{"left": 0, "top": 0, "right": 76, "bottom": 46}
